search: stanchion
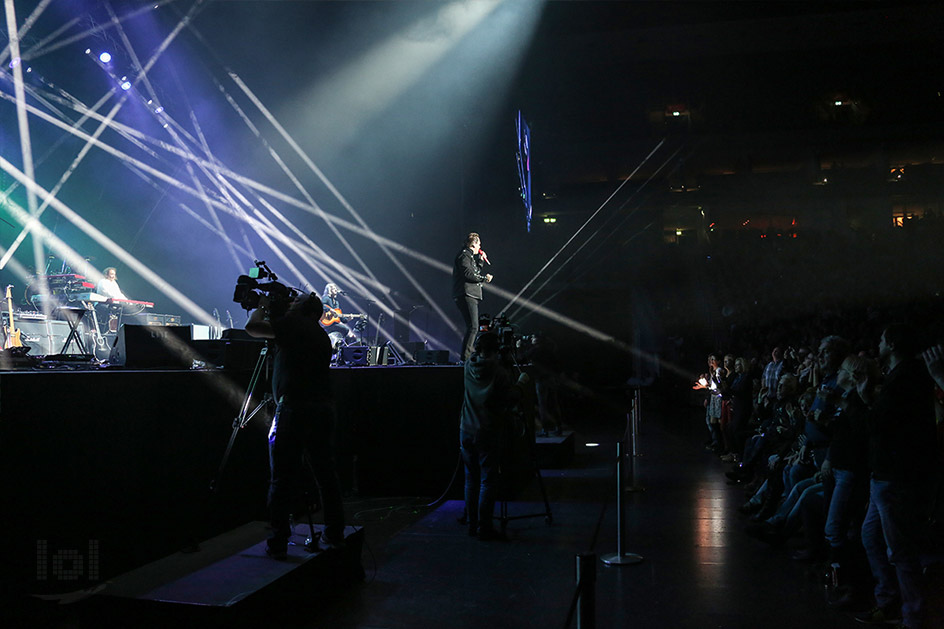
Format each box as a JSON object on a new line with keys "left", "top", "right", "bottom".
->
{"left": 576, "top": 553, "right": 596, "bottom": 629}
{"left": 626, "top": 388, "right": 645, "bottom": 493}
{"left": 600, "top": 440, "right": 643, "bottom": 566}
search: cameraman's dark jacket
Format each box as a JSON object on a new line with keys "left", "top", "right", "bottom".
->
{"left": 460, "top": 351, "right": 525, "bottom": 437}
{"left": 270, "top": 309, "right": 333, "bottom": 405}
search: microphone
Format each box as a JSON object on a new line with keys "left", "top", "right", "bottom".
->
{"left": 479, "top": 250, "right": 490, "bottom": 265}
{"left": 213, "top": 308, "right": 221, "bottom": 325}
{"left": 338, "top": 291, "right": 348, "bottom": 295}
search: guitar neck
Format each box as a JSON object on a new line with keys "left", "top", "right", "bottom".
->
{"left": 5, "top": 285, "right": 15, "bottom": 333}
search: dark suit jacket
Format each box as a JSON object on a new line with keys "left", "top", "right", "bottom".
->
{"left": 452, "top": 248, "right": 487, "bottom": 300}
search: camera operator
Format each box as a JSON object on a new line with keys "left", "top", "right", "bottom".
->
{"left": 245, "top": 292, "right": 346, "bottom": 558}
{"left": 460, "top": 330, "right": 530, "bottom": 541}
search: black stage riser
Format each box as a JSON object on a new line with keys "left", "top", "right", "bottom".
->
{"left": 0, "top": 365, "right": 461, "bottom": 597}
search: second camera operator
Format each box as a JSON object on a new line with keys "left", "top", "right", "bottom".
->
{"left": 245, "top": 291, "right": 346, "bottom": 558}
{"left": 460, "top": 330, "right": 530, "bottom": 541}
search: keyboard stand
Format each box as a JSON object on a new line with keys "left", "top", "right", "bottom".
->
{"left": 56, "top": 306, "right": 89, "bottom": 354}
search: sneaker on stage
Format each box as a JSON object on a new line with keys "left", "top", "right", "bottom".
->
{"left": 853, "top": 603, "right": 902, "bottom": 625}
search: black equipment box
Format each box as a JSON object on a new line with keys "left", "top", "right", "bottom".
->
{"left": 414, "top": 349, "right": 450, "bottom": 365}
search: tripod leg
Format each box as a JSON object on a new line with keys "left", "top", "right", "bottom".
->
{"left": 301, "top": 451, "right": 323, "bottom": 552}
{"left": 533, "top": 463, "right": 553, "bottom": 525}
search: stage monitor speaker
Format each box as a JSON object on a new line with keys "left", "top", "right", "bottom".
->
{"left": 403, "top": 341, "right": 426, "bottom": 363}
{"left": 414, "top": 349, "right": 450, "bottom": 365}
{"left": 109, "top": 324, "right": 194, "bottom": 368}
{"left": 338, "top": 345, "right": 369, "bottom": 366}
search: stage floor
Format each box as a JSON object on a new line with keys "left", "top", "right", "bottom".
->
{"left": 8, "top": 395, "right": 938, "bottom": 627}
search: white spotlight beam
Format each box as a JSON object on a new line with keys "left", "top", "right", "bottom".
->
{"left": 0, "top": 0, "right": 198, "bottom": 271}
{"left": 0, "top": 198, "right": 110, "bottom": 297}
{"left": 0, "top": 155, "right": 216, "bottom": 326}
{"left": 485, "top": 280, "right": 687, "bottom": 379}
{"left": 228, "top": 72, "right": 459, "bottom": 331}
{"left": 507, "top": 145, "right": 680, "bottom": 322}
{"left": 0, "top": 83, "right": 457, "bottom": 310}
{"left": 214, "top": 75, "right": 378, "bottom": 289}
{"left": 0, "top": 0, "right": 53, "bottom": 67}
{"left": 288, "top": 0, "right": 503, "bottom": 157}
{"left": 212, "top": 75, "right": 423, "bottom": 322}
{"left": 227, "top": 72, "right": 396, "bottom": 307}
{"left": 501, "top": 139, "right": 666, "bottom": 318}
{"left": 0, "top": 89, "right": 144, "bottom": 273}
{"left": 187, "top": 116, "right": 243, "bottom": 271}
{"left": 3, "top": 0, "right": 48, "bottom": 307}
{"left": 20, "top": 0, "right": 184, "bottom": 61}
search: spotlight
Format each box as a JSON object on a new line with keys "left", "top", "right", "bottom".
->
{"left": 120, "top": 80, "right": 132, "bottom": 91}
{"left": 99, "top": 52, "right": 112, "bottom": 63}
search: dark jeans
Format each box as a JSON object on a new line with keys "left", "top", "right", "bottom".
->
{"left": 268, "top": 398, "right": 345, "bottom": 545}
{"left": 460, "top": 429, "right": 499, "bottom": 533}
{"left": 861, "top": 478, "right": 928, "bottom": 628}
{"left": 455, "top": 295, "right": 479, "bottom": 361}
{"left": 824, "top": 468, "right": 864, "bottom": 550}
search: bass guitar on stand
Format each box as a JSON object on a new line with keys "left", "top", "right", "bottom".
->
{"left": 3, "top": 284, "right": 23, "bottom": 349}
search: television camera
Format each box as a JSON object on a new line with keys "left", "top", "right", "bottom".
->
{"left": 233, "top": 260, "right": 300, "bottom": 317}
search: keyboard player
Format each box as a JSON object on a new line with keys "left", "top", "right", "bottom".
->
{"left": 96, "top": 267, "right": 126, "bottom": 300}
{"left": 95, "top": 267, "right": 130, "bottom": 334}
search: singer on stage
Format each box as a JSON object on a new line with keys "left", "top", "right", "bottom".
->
{"left": 452, "top": 232, "right": 492, "bottom": 361}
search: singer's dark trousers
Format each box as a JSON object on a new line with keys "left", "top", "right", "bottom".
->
{"left": 455, "top": 295, "right": 479, "bottom": 361}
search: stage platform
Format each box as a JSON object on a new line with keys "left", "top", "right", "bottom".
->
{"left": 0, "top": 363, "right": 462, "bottom": 600}
{"left": 102, "top": 522, "right": 364, "bottom": 607}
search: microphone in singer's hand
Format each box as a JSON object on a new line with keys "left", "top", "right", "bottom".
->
{"left": 479, "top": 250, "right": 490, "bottom": 265}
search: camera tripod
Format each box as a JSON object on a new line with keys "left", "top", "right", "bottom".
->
{"left": 495, "top": 402, "right": 554, "bottom": 533}
{"left": 210, "top": 343, "right": 273, "bottom": 495}
{"left": 493, "top": 359, "right": 553, "bottom": 534}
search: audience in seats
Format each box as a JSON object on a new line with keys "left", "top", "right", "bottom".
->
{"left": 698, "top": 313, "right": 943, "bottom": 629}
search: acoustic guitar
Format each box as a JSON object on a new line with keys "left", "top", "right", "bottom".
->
{"left": 3, "top": 285, "right": 23, "bottom": 349}
{"left": 320, "top": 306, "right": 367, "bottom": 327}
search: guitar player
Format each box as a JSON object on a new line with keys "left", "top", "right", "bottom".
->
{"left": 321, "top": 282, "right": 358, "bottom": 345}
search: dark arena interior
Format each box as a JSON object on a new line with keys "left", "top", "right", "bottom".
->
{"left": 2, "top": 2, "right": 943, "bottom": 627}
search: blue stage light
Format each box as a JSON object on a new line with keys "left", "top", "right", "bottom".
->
{"left": 99, "top": 52, "right": 112, "bottom": 63}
